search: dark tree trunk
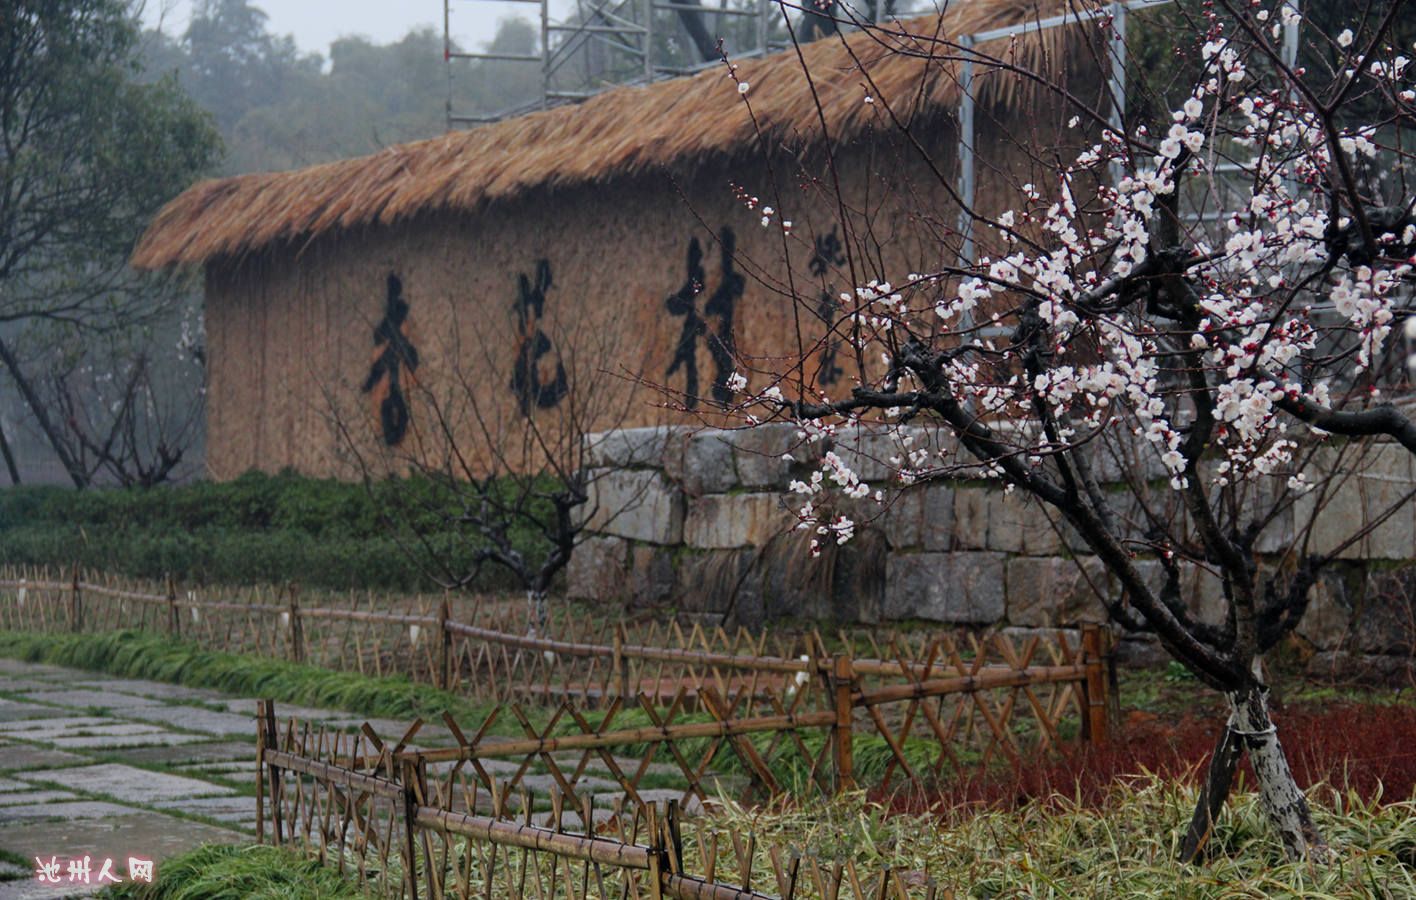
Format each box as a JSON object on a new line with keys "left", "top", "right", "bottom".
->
{"left": 1181, "top": 724, "right": 1243, "bottom": 861}
{"left": 527, "top": 589, "right": 549, "bottom": 635}
{"left": 800, "top": 0, "right": 841, "bottom": 41}
{"left": 0, "top": 337, "right": 88, "bottom": 488}
{"left": 0, "top": 414, "right": 20, "bottom": 484}
{"left": 674, "top": 4, "right": 719, "bottom": 61}
{"left": 1182, "top": 683, "right": 1328, "bottom": 862}
{"left": 1230, "top": 685, "right": 1328, "bottom": 860}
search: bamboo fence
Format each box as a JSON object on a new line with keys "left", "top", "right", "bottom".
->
{"left": 258, "top": 699, "right": 972, "bottom": 899}
{"left": 0, "top": 565, "right": 1114, "bottom": 782}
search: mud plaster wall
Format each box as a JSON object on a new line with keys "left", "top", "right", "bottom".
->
{"left": 201, "top": 107, "right": 1071, "bottom": 480}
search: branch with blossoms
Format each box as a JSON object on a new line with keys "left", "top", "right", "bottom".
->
{"left": 702, "top": 0, "right": 1416, "bottom": 862}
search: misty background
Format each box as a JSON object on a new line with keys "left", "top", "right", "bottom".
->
{"left": 0, "top": 0, "right": 831, "bottom": 485}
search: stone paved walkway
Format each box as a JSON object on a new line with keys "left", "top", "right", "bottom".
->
{"left": 0, "top": 658, "right": 726, "bottom": 899}
{"left": 0, "top": 658, "right": 388, "bottom": 899}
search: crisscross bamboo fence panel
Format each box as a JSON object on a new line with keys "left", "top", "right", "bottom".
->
{"left": 0, "top": 565, "right": 1113, "bottom": 775}
{"left": 259, "top": 701, "right": 966, "bottom": 899}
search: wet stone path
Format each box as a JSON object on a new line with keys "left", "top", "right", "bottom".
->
{"left": 0, "top": 658, "right": 714, "bottom": 899}
{"left": 0, "top": 657, "right": 409, "bottom": 899}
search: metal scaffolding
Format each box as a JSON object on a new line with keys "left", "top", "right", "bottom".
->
{"left": 952, "top": 0, "right": 1303, "bottom": 333}
{"left": 443, "top": 0, "right": 778, "bottom": 127}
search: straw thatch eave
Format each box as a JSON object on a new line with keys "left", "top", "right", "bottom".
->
{"left": 132, "top": 0, "right": 1077, "bottom": 271}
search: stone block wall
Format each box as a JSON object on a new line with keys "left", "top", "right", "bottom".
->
{"left": 568, "top": 425, "right": 1416, "bottom": 674}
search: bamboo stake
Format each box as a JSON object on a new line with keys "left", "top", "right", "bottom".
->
{"left": 1081, "top": 624, "right": 1110, "bottom": 744}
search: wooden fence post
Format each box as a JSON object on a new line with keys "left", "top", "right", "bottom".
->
{"left": 832, "top": 652, "right": 855, "bottom": 792}
{"left": 262, "top": 700, "right": 284, "bottom": 845}
{"left": 1080, "top": 624, "right": 1110, "bottom": 745}
{"left": 645, "top": 800, "right": 665, "bottom": 900}
{"left": 435, "top": 596, "right": 451, "bottom": 691}
{"left": 69, "top": 564, "right": 81, "bottom": 633}
{"left": 166, "top": 574, "right": 180, "bottom": 638}
{"left": 255, "top": 699, "right": 268, "bottom": 844}
{"left": 1105, "top": 626, "right": 1122, "bottom": 731}
{"left": 287, "top": 585, "right": 304, "bottom": 664}
{"left": 613, "top": 625, "right": 629, "bottom": 703}
{"left": 399, "top": 756, "right": 421, "bottom": 900}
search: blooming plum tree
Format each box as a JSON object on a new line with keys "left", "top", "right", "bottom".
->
{"left": 718, "top": 0, "right": 1415, "bottom": 860}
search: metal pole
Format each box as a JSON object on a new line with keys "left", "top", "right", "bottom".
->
{"left": 540, "top": 0, "right": 551, "bottom": 109}
{"left": 1281, "top": 0, "right": 1300, "bottom": 68}
{"left": 1108, "top": 1, "right": 1127, "bottom": 188}
{"left": 1280, "top": 2, "right": 1302, "bottom": 244}
{"left": 444, "top": 0, "right": 453, "bottom": 129}
{"left": 955, "top": 35, "right": 976, "bottom": 275}
{"left": 756, "top": 0, "right": 769, "bottom": 58}
{"left": 645, "top": 0, "right": 657, "bottom": 80}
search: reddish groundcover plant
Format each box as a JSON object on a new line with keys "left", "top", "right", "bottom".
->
{"left": 880, "top": 702, "right": 1416, "bottom": 814}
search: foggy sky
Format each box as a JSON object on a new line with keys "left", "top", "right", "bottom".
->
{"left": 140, "top": 1, "right": 566, "bottom": 58}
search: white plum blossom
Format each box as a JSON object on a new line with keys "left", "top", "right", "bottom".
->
{"left": 714, "top": 23, "right": 1413, "bottom": 567}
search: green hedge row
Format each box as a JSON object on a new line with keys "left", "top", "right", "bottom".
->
{"left": 0, "top": 471, "right": 547, "bottom": 591}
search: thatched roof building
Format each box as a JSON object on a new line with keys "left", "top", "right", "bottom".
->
{"left": 134, "top": 0, "right": 1090, "bottom": 480}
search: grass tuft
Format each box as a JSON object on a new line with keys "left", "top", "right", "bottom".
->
{"left": 704, "top": 776, "right": 1416, "bottom": 897}
{"left": 103, "top": 844, "right": 372, "bottom": 899}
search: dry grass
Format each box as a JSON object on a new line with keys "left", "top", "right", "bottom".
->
{"left": 133, "top": 0, "right": 1085, "bottom": 270}
{"left": 697, "top": 779, "right": 1416, "bottom": 898}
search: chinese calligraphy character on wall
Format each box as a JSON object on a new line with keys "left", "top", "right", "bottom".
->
{"left": 361, "top": 273, "right": 419, "bottom": 446}
{"left": 510, "top": 259, "right": 568, "bottom": 416}
{"left": 665, "top": 227, "right": 744, "bottom": 409}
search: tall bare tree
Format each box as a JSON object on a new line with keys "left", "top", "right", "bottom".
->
{"left": 0, "top": 0, "right": 219, "bottom": 485}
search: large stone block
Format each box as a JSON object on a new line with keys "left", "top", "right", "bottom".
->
{"left": 828, "top": 429, "right": 906, "bottom": 485}
{"left": 583, "top": 426, "right": 682, "bottom": 470}
{"left": 730, "top": 423, "right": 817, "bottom": 489}
{"left": 919, "top": 486, "right": 956, "bottom": 550}
{"left": 1351, "top": 565, "right": 1416, "bottom": 655}
{"left": 629, "top": 543, "right": 677, "bottom": 607}
{"left": 952, "top": 487, "right": 1061, "bottom": 554}
{"left": 1306, "top": 650, "right": 1416, "bottom": 683}
{"left": 1253, "top": 481, "right": 1297, "bottom": 556}
{"left": 881, "top": 487, "right": 921, "bottom": 550}
{"left": 682, "top": 430, "right": 738, "bottom": 495}
{"left": 952, "top": 488, "right": 989, "bottom": 551}
{"left": 825, "top": 425, "right": 974, "bottom": 484}
{"left": 1296, "top": 443, "right": 1415, "bottom": 560}
{"left": 672, "top": 549, "right": 756, "bottom": 623}
{"left": 684, "top": 493, "right": 796, "bottom": 549}
{"left": 881, "top": 484, "right": 953, "bottom": 550}
{"left": 1005, "top": 556, "right": 1110, "bottom": 627}
{"left": 1181, "top": 566, "right": 1227, "bottom": 630}
{"left": 884, "top": 552, "right": 1006, "bottom": 624}
{"left": 1294, "top": 568, "right": 1356, "bottom": 650}
{"left": 1088, "top": 431, "right": 1167, "bottom": 484}
{"left": 584, "top": 468, "right": 684, "bottom": 544}
{"left": 566, "top": 536, "right": 630, "bottom": 601}
{"left": 992, "top": 490, "right": 1063, "bottom": 555}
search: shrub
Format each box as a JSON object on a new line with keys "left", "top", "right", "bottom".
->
{"left": 0, "top": 470, "right": 544, "bottom": 591}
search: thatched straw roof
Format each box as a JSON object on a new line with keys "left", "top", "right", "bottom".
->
{"left": 133, "top": 0, "right": 1075, "bottom": 270}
